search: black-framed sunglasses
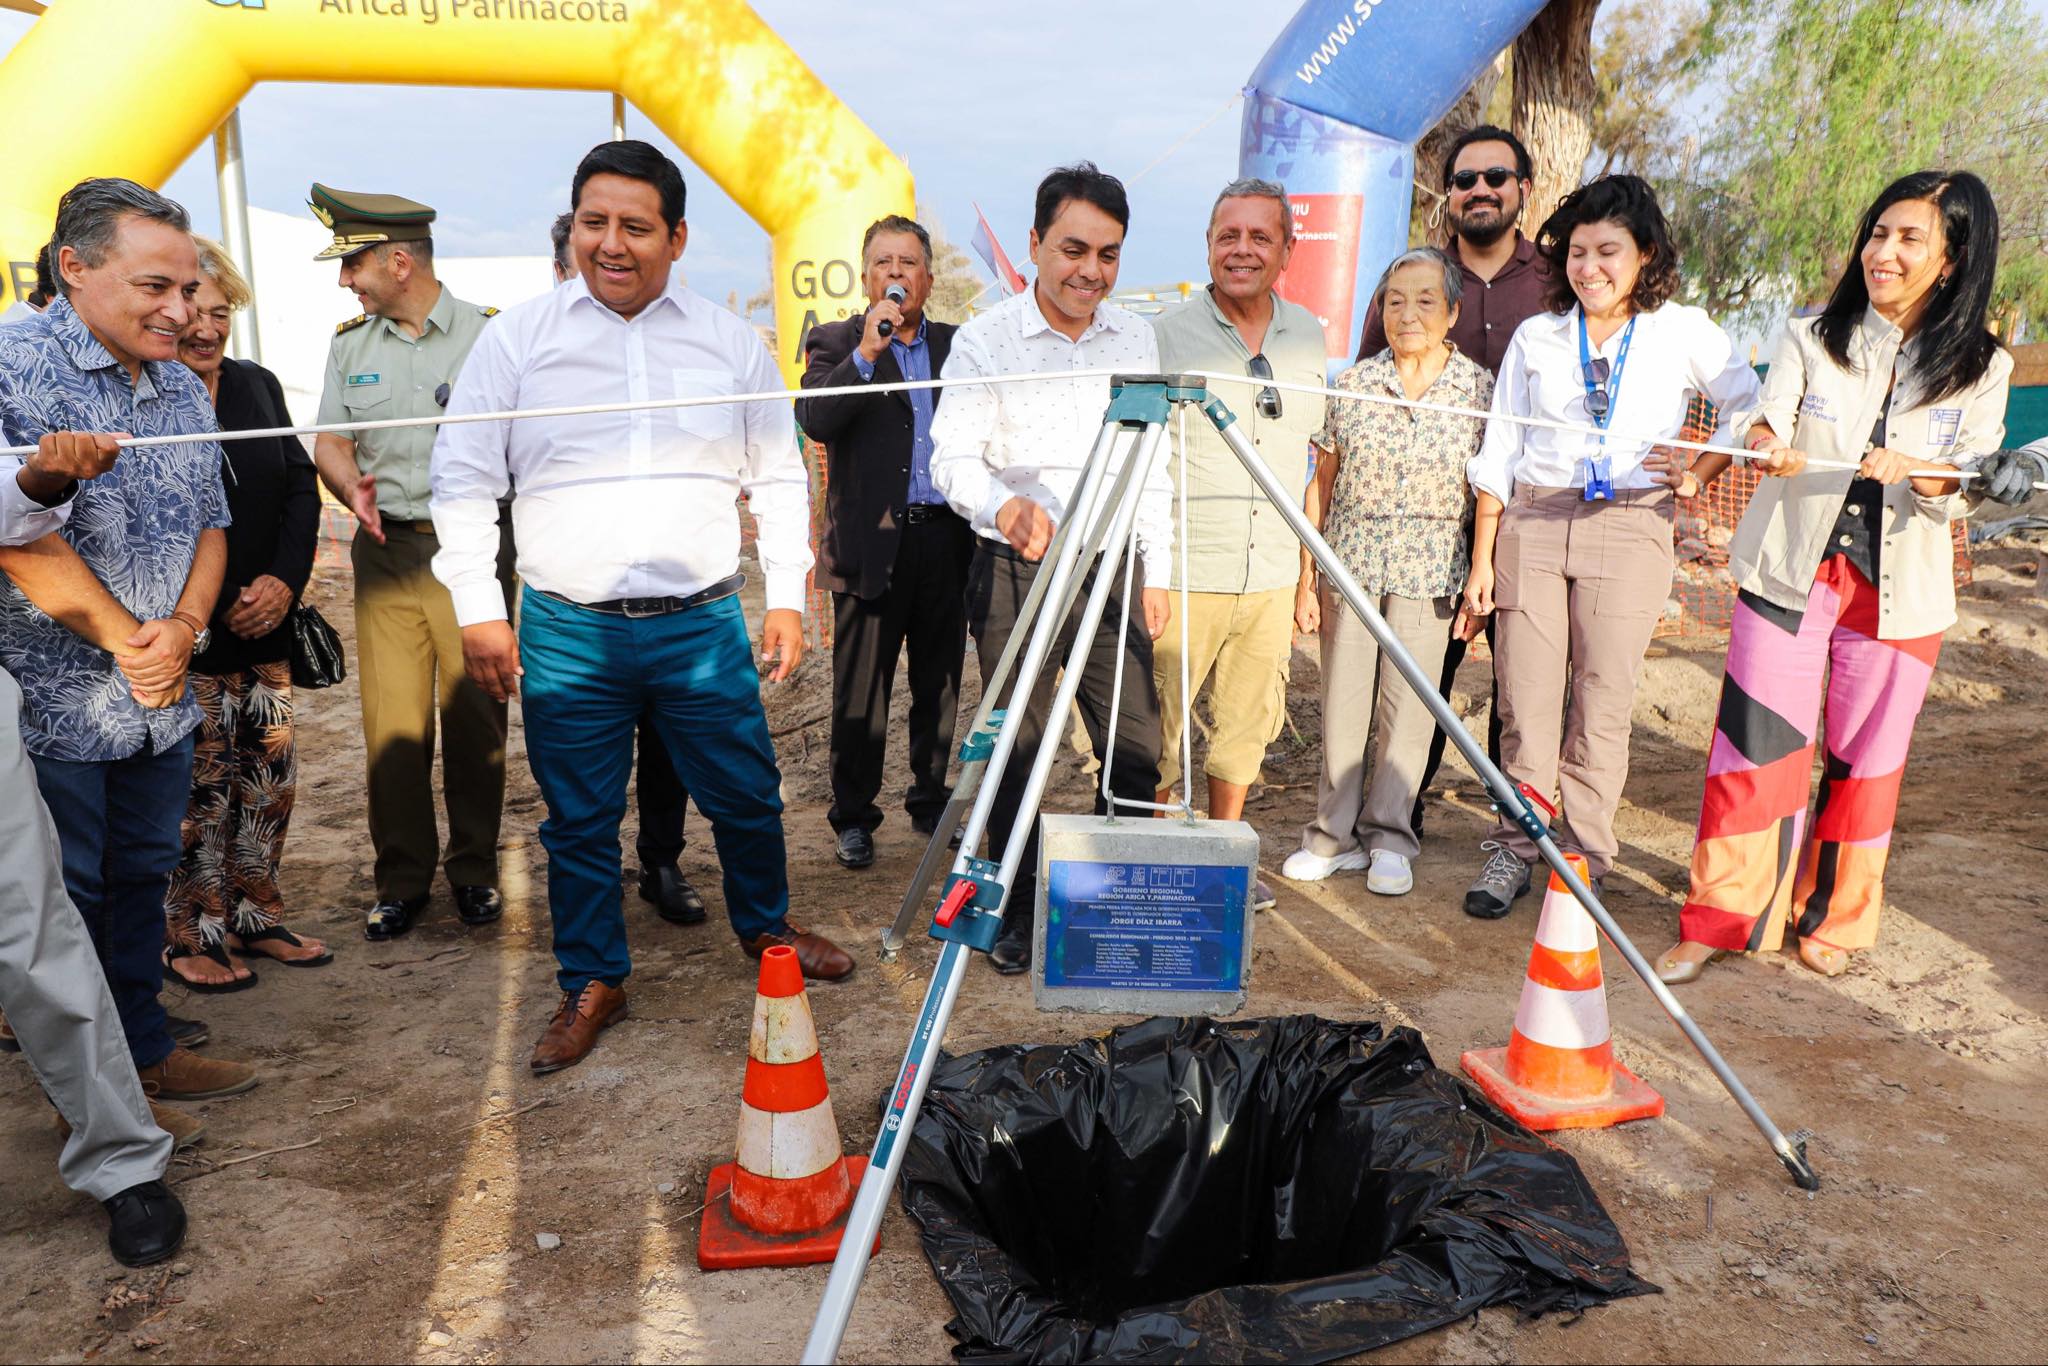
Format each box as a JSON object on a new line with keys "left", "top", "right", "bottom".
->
{"left": 1581, "top": 356, "right": 1612, "bottom": 420}
{"left": 1449, "top": 166, "right": 1516, "bottom": 192}
{"left": 1248, "top": 353, "right": 1282, "bottom": 420}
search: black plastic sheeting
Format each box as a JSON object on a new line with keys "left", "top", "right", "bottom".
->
{"left": 900, "top": 1015, "right": 1657, "bottom": 1362}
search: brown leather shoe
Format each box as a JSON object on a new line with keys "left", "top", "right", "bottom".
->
{"left": 529, "top": 981, "right": 628, "bottom": 1075}
{"left": 56, "top": 1084, "right": 206, "bottom": 1153}
{"left": 137, "top": 1047, "right": 258, "bottom": 1101}
{"left": 740, "top": 925, "right": 855, "bottom": 982}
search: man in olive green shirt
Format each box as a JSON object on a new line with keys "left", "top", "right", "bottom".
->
{"left": 1151, "top": 179, "right": 1326, "bottom": 908}
{"left": 307, "top": 184, "right": 513, "bottom": 941}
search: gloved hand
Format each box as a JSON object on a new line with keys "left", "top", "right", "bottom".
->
{"left": 1975, "top": 446, "right": 2048, "bottom": 505}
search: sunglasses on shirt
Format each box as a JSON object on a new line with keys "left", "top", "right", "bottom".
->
{"left": 1581, "top": 356, "right": 1612, "bottom": 420}
{"left": 1248, "top": 353, "right": 1282, "bottom": 420}
{"left": 1449, "top": 166, "right": 1516, "bottom": 192}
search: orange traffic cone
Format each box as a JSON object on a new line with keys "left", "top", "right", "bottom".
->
{"left": 697, "top": 945, "right": 877, "bottom": 1270}
{"left": 1460, "top": 853, "right": 1664, "bottom": 1131}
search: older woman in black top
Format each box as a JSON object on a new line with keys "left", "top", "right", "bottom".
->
{"left": 162, "top": 239, "right": 330, "bottom": 990}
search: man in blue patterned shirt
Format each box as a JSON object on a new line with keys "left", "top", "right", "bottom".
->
{"left": 0, "top": 179, "right": 260, "bottom": 1113}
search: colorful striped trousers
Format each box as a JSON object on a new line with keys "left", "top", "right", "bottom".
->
{"left": 1679, "top": 556, "right": 1940, "bottom": 953}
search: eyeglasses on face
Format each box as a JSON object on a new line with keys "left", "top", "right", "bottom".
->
{"left": 1581, "top": 356, "right": 1612, "bottom": 420}
{"left": 1449, "top": 167, "right": 1516, "bottom": 192}
{"left": 1248, "top": 353, "right": 1282, "bottom": 420}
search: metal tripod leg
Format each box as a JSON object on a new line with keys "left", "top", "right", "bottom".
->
{"left": 1203, "top": 399, "right": 1820, "bottom": 1193}
{"left": 880, "top": 427, "right": 1118, "bottom": 959}
{"left": 802, "top": 405, "right": 1166, "bottom": 1365}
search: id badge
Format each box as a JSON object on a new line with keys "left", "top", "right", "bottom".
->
{"left": 1582, "top": 455, "right": 1613, "bottom": 501}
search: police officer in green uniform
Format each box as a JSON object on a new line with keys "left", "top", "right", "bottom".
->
{"left": 307, "top": 184, "right": 514, "bottom": 941}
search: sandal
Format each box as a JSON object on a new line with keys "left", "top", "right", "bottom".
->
{"left": 1796, "top": 940, "right": 1850, "bottom": 977}
{"left": 165, "top": 940, "right": 258, "bottom": 994}
{"left": 231, "top": 924, "right": 334, "bottom": 968}
{"left": 1655, "top": 941, "right": 1726, "bottom": 985}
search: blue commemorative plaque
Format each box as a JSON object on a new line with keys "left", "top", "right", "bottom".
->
{"left": 1032, "top": 814, "right": 1259, "bottom": 1015}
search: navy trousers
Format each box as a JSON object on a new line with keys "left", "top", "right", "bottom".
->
{"left": 31, "top": 733, "right": 196, "bottom": 1071}
{"left": 518, "top": 587, "right": 791, "bottom": 994}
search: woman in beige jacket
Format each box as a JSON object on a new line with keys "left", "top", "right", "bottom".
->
{"left": 1653, "top": 170, "right": 2021, "bottom": 983}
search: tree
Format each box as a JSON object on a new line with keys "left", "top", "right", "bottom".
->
{"left": 1410, "top": 52, "right": 1510, "bottom": 245}
{"left": 1686, "top": 0, "right": 2048, "bottom": 333}
{"left": 1581, "top": 2, "right": 1770, "bottom": 315}
{"left": 1588, "top": 0, "right": 1704, "bottom": 182}
{"left": 1512, "top": 0, "right": 1603, "bottom": 226}
{"left": 921, "top": 212, "right": 986, "bottom": 324}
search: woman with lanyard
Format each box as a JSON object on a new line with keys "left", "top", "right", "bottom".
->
{"left": 1460, "top": 174, "right": 1761, "bottom": 920}
{"left": 1656, "top": 171, "right": 2021, "bottom": 982}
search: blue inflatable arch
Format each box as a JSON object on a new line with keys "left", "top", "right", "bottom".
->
{"left": 1240, "top": 0, "right": 1548, "bottom": 366}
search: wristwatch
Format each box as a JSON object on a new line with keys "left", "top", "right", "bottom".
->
{"left": 171, "top": 610, "right": 211, "bottom": 654}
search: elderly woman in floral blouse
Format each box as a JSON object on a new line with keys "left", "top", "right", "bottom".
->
{"left": 1282, "top": 246, "right": 1491, "bottom": 895}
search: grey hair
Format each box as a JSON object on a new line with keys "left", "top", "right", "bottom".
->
{"left": 1209, "top": 177, "right": 1294, "bottom": 241}
{"left": 49, "top": 178, "right": 191, "bottom": 293}
{"left": 862, "top": 214, "right": 932, "bottom": 268}
{"left": 1370, "top": 246, "right": 1463, "bottom": 314}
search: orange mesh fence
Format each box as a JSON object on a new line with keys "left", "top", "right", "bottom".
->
{"left": 1662, "top": 394, "right": 1971, "bottom": 637}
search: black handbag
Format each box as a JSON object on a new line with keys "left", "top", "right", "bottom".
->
{"left": 288, "top": 604, "right": 347, "bottom": 690}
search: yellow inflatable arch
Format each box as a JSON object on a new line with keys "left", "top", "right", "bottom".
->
{"left": 0, "top": 0, "right": 913, "bottom": 381}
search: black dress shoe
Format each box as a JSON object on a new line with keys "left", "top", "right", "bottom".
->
{"left": 911, "top": 814, "right": 965, "bottom": 849}
{"left": 988, "top": 922, "right": 1032, "bottom": 975}
{"left": 454, "top": 885, "right": 502, "bottom": 927}
{"left": 835, "top": 827, "right": 875, "bottom": 869}
{"left": 364, "top": 893, "right": 429, "bottom": 941}
{"left": 638, "top": 864, "right": 707, "bottom": 925}
{"left": 103, "top": 1180, "right": 186, "bottom": 1268}
{"left": 166, "top": 1015, "right": 209, "bottom": 1050}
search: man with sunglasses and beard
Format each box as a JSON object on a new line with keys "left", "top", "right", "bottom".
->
{"left": 307, "top": 186, "right": 514, "bottom": 943}
{"left": 1355, "top": 126, "right": 1551, "bottom": 840}
{"left": 1149, "top": 179, "right": 1325, "bottom": 910}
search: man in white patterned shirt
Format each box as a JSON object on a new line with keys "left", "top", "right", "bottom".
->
{"left": 931, "top": 162, "right": 1173, "bottom": 974}
{"left": 432, "top": 142, "right": 853, "bottom": 1077}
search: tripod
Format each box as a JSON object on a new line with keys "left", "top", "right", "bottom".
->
{"left": 801, "top": 375, "right": 1819, "bottom": 1363}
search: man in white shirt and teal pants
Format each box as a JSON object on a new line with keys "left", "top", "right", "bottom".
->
{"left": 431, "top": 142, "right": 855, "bottom": 1077}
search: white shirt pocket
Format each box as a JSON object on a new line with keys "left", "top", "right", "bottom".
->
{"left": 672, "top": 368, "right": 736, "bottom": 443}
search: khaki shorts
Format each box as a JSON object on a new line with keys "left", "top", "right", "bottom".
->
{"left": 1152, "top": 587, "right": 1295, "bottom": 790}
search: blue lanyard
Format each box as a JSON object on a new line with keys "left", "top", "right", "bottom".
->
{"left": 1576, "top": 308, "right": 1636, "bottom": 500}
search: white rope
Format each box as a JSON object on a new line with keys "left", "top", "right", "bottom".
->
{"left": 1186, "top": 369, "right": 2041, "bottom": 489}
{"left": 0, "top": 367, "right": 1132, "bottom": 460}
{"left": 11, "top": 360, "right": 2034, "bottom": 491}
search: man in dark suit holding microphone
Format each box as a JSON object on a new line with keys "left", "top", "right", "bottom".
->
{"left": 796, "top": 216, "right": 969, "bottom": 870}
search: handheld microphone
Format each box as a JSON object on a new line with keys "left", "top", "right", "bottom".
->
{"left": 877, "top": 283, "right": 907, "bottom": 338}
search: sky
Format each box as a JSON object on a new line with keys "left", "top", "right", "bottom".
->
{"left": 5, "top": 0, "right": 2041, "bottom": 320}
{"left": 0, "top": 2, "right": 1296, "bottom": 313}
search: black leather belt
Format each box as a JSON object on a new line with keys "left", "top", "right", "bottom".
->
{"left": 898, "top": 503, "right": 954, "bottom": 525}
{"left": 539, "top": 572, "right": 746, "bottom": 618}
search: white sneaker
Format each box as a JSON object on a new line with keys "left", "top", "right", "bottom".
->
{"left": 1366, "top": 850, "right": 1413, "bottom": 896}
{"left": 1281, "top": 847, "right": 1368, "bottom": 882}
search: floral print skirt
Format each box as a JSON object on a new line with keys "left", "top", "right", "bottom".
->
{"left": 164, "top": 661, "right": 296, "bottom": 950}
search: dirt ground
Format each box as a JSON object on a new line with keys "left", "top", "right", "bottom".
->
{"left": 3, "top": 524, "right": 2044, "bottom": 1365}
